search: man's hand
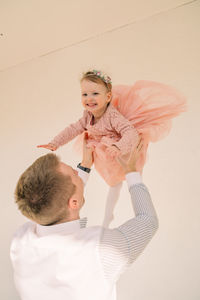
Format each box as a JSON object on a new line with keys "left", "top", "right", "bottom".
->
{"left": 81, "top": 132, "right": 94, "bottom": 168}
{"left": 116, "top": 137, "right": 143, "bottom": 174}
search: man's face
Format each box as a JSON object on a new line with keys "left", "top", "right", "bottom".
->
{"left": 38, "top": 162, "right": 84, "bottom": 226}
{"left": 58, "top": 162, "right": 84, "bottom": 206}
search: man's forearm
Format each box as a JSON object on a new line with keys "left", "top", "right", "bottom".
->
{"left": 99, "top": 173, "right": 159, "bottom": 281}
{"left": 116, "top": 174, "right": 159, "bottom": 264}
{"left": 126, "top": 172, "right": 158, "bottom": 218}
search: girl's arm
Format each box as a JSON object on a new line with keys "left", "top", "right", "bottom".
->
{"left": 110, "top": 109, "right": 139, "bottom": 155}
{"left": 37, "top": 111, "right": 88, "bottom": 150}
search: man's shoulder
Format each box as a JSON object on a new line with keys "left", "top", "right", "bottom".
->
{"left": 79, "top": 225, "right": 103, "bottom": 239}
{"left": 12, "top": 221, "right": 35, "bottom": 240}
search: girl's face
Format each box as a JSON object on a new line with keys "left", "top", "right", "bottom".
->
{"left": 81, "top": 79, "right": 112, "bottom": 118}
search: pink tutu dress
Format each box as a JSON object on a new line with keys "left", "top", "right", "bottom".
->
{"left": 51, "top": 80, "right": 186, "bottom": 186}
{"left": 82, "top": 80, "right": 186, "bottom": 186}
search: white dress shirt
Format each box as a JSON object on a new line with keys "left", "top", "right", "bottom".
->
{"left": 10, "top": 169, "right": 158, "bottom": 300}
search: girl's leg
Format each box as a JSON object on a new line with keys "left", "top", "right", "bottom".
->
{"left": 102, "top": 182, "right": 123, "bottom": 228}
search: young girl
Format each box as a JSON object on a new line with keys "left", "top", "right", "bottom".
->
{"left": 38, "top": 70, "right": 186, "bottom": 227}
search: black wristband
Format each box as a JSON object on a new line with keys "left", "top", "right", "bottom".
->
{"left": 77, "top": 163, "right": 91, "bottom": 173}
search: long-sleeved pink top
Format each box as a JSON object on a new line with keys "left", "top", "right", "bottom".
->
{"left": 51, "top": 103, "right": 139, "bottom": 155}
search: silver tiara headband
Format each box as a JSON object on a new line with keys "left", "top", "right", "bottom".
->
{"left": 91, "top": 69, "right": 112, "bottom": 84}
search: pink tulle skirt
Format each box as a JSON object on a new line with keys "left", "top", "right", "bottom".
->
{"left": 76, "top": 81, "right": 187, "bottom": 186}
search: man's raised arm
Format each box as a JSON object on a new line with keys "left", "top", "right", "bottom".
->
{"left": 99, "top": 138, "right": 159, "bottom": 282}
{"left": 77, "top": 132, "right": 94, "bottom": 185}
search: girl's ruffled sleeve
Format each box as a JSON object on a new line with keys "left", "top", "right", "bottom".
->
{"left": 50, "top": 111, "right": 88, "bottom": 148}
{"left": 110, "top": 109, "right": 139, "bottom": 155}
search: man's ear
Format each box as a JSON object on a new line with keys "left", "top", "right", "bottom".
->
{"left": 68, "top": 197, "right": 79, "bottom": 210}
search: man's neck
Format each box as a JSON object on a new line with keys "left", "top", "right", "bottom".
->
{"left": 41, "top": 215, "right": 80, "bottom": 226}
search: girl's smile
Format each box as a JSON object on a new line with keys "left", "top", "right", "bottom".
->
{"left": 81, "top": 79, "right": 112, "bottom": 119}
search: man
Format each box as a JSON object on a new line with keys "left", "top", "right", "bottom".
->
{"left": 10, "top": 136, "right": 158, "bottom": 300}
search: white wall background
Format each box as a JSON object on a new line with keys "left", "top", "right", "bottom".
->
{"left": 0, "top": 0, "right": 200, "bottom": 299}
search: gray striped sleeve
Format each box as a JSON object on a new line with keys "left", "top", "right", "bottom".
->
{"left": 99, "top": 183, "right": 159, "bottom": 282}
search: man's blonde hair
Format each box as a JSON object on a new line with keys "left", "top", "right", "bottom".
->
{"left": 15, "top": 153, "right": 76, "bottom": 225}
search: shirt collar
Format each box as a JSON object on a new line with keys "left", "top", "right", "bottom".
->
{"left": 36, "top": 217, "right": 88, "bottom": 237}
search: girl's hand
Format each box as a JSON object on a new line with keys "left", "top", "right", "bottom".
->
{"left": 116, "top": 137, "right": 143, "bottom": 173}
{"left": 106, "top": 145, "right": 121, "bottom": 158}
{"left": 37, "top": 143, "right": 58, "bottom": 151}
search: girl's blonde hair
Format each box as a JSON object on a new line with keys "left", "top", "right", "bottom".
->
{"left": 80, "top": 70, "right": 112, "bottom": 93}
